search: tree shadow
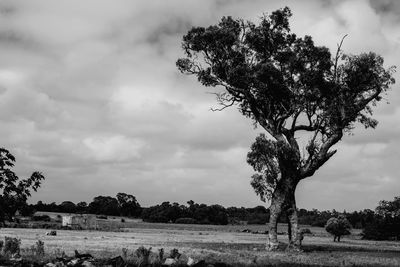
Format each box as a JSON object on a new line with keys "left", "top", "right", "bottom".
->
{"left": 302, "top": 243, "right": 400, "bottom": 255}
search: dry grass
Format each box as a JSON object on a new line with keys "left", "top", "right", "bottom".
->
{"left": 1, "top": 220, "right": 399, "bottom": 266}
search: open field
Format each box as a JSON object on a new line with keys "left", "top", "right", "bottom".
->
{"left": 1, "top": 222, "right": 400, "bottom": 266}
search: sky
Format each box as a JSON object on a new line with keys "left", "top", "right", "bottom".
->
{"left": 0, "top": 0, "right": 399, "bottom": 211}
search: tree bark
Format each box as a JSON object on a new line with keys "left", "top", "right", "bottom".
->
{"left": 267, "top": 190, "right": 284, "bottom": 250}
{"left": 287, "top": 199, "right": 300, "bottom": 250}
{"left": 267, "top": 176, "right": 299, "bottom": 251}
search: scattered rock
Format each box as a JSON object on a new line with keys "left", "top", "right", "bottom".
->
{"left": 81, "top": 260, "right": 96, "bottom": 267}
{"left": 187, "top": 257, "right": 195, "bottom": 266}
{"left": 74, "top": 250, "right": 93, "bottom": 260}
{"left": 164, "top": 258, "right": 177, "bottom": 266}
{"left": 46, "top": 230, "right": 57, "bottom": 236}
{"left": 67, "top": 258, "right": 79, "bottom": 266}
{"left": 10, "top": 253, "right": 22, "bottom": 262}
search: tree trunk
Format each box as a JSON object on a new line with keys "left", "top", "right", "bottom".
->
{"left": 287, "top": 199, "right": 300, "bottom": 250}
{"left": 267, "top": 190, "right": 284, "bottom": 250}
{"left": 267, "top": 176, "right": 299, "bottom": 251}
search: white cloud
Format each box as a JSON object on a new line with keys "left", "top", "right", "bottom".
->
{"left": 0, "top": 69, "right": 24, "bottom": 85}
{"left": 83, "top": 135, "right": 144, "bottom": 162}
{"left": 1, "top": 0, "right": 399, "bottom": 210}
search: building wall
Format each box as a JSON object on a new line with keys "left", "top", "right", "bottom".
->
{"left": 62, "top": 215, "right": 96, "bottom": 229}
{"left": 62, "top": 215, "right": 73, "bottom": 227}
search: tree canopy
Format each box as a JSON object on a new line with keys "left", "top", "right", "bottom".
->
{"left": 116, "top": 192, "right": 142, "bottom": 217}
{"left": 177, "top": 6, "right": 395, "bottom": 200}
{"left": 325, "top": 215, "right": 352, "bottom": 242}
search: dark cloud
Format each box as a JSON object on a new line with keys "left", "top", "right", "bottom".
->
{"left": 369, "top": 0, "right": 400, "bottom": 15}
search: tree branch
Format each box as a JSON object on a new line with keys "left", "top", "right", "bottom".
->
{"left": 333, "top": 34, "right": 347, "bottom": 82}
{"left": 300, "top": 130, "right": 342, "bottom": 178}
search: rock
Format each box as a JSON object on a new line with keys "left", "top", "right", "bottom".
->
{"left": 45, "top": 263, "right": 57, "bottom": 267}
{"left": 74, "top": 250, "right": 93, "bottom": 259}
{"left": 10, "top": 253, "right": 22, "bottom": 262}
{"left": 46, "top": 230, "right": 57, "bottom": 236}
{"left": 81, "top": 260, "right": 96, "bottom": 267}
{"left": 164, "top": 258, "right": 177, "bottom": 266}
{"left": 67, "top": 258, "right": 79, "bottom": 266}
{"left": 187, "top": 257, "right": 195, "bottom": 266}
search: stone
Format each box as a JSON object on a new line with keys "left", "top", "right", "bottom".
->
{"left": 187, "top": 257, "right": 195, "bottom": 266}
{"left": 81, "top": 261, "right": 96, "bottom": 267}
{"left": 164, "top": 258, "right": 177, "bottom": 265}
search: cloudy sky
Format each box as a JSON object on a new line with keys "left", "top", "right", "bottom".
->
{"left": 1, "top": 0, "right": 399, "bottom": 211}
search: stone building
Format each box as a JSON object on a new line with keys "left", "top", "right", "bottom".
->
{"left": 61, "top": 215, "right": 96, "bottom": 229}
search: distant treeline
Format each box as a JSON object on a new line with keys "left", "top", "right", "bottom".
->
{"left": 28, "top": 195, "right": 400, "bottom": 240}
{"left": 32, "top": 193, "right": 142, "bottom": 217}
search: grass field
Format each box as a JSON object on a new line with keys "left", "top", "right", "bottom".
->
{"left": 1, "top": 220, "right": 400, "bottom": 266}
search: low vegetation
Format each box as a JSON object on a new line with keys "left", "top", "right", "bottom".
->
{"left": 0, "top": 225, "right": 399, "bottom": 267}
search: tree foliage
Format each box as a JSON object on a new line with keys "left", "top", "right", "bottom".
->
{"left": 116, "top": 192, "right": 141, "bottom": 217}
{"left": 0, "top": 148, "right": 45, "bottom": 222}
{"left": 88, "top": 196, "right": 120, "bottom": 216}
{"left": 325, "top": 215, "right": 352, "bottom": 241}
{"left": 177, "top": 7, "right": 395, "bottom": 202}
{"left": 362, "top": 196, "right": 400, "bottom": 240}
{"left": 375, "top": 196, "right": 400, "bottom": 218}
{"left": 141, "top": 201, "right": 228, "bottom": 225}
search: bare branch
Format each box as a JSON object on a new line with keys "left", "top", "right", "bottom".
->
{"left": 333, "top": 34, "right": 348, "bottom": 82}
{"left": 210, "top": 99, "right": 236, "bottom": 111}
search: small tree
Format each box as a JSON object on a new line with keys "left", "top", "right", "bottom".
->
{"left": 177, "top": 7, "right": 395, "bottom": 250}
{"left": 325, "top": 215, "right": 351, "bottom": 242}
{"left": 0, "top": 148, "right": 45, "bottom": 223}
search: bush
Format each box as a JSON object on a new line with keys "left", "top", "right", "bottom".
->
{"left": 135, "top": 246, "right": 152, "bottom": 267}
{"left": 3, "top": 236, "right": 21, "bottom": 256}
{"left": 55, "top": 215, "right": 62, "bottom": 222}
{"left": 32, "top": 215, "right": 51, "bottom": 222}
{"left": 311, "top": 219, "right": 327, "bottom": 227}
{"left": 300, "top": 228, "right": 312, "bottom": 235}
{"left": 247, "top": 213, "right": 269, "bottom": 224}
{"left": 169, "top": 248, "right": 181, "bottom": 259}
{"left": 325, "top": 215, "right": 351, "bottom": 242}
{"left": 174, "top": 218, "right": 198, "bottom": 224}
{"left": 28, "top": 240, "right": 45, "bottom": 257}
{"left": 362, "top": 216, "right": 400, "bottom": 240}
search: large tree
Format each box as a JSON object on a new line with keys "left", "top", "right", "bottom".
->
{"left": 88, "top": 195, "right": 119, "bottom": 216}
{"left": 116, "top": 192, "right": 141, "bottom": 217}
{"left": 0, "top": 148, "right": 45, "bottom": 222}
{"left": 176, "top": 7, "right": 395, "bottom": 250}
